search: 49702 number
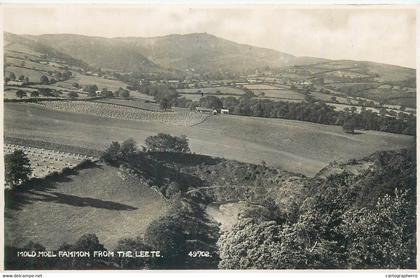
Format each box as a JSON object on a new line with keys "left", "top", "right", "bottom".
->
{"left": 188, "top": 251, "right": 211, "bottom": 258}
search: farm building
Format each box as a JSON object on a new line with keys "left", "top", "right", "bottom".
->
{"left": 196, "top": 107, "right": 218, "bottom": 114}
{"left": 221, "top": 109, "right": 229, "bottom": 115}
{"left": 6, "top": 80, "right": 24, "bottom": 86}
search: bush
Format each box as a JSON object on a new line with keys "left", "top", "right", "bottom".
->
{"left": 145, "top": 133, "right": 190, "bottom": 153}
{"left": 101, "top": 139, "right": 138, "bottom": 165}
{"left": 68, "top": 92, "right": 79, "bottom": 99}
{"left": 5, "top": 150, "right": 32, "bottom": 188}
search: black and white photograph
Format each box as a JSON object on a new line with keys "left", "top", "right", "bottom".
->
{"left": 1, "top": 3, "right": 417, "bottom": 272}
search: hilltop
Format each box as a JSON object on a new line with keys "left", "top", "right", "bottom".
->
{"left": 6, "top": 32, "right": 415, "bottom": 77}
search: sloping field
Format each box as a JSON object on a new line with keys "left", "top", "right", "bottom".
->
{"left": 177, "top": 86, "right": 245, "bottom": 96}
{"left": 5, "top": 66, "right": 45, "bottom": 82}
{"left": 35, "top": 101, "right": 208, "bottom": 126}
{"left": 256, "top": 89, "right": 304, "bottom": 100}
{"left": 4, "top": 144, "right": 92, "bottom": 179}
{"left": 57, "top": 72, "right": 130, "bottom": 92}
{"left": 5, "top": 164, "right": 168, "bottom": 250}
{"left": 4, "top": 102, "right": 414, "bottom": 176}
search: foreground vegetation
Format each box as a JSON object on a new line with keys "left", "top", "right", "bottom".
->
{"left": 4, "top": 133, "right": 416, "bottom": 269}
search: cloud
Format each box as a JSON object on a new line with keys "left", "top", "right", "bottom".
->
{"left": 3, "top": 5, "right": 416, "bottom": 68}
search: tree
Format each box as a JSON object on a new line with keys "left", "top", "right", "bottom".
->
{"left": 68, "top": 92, "right": 79, "bottom": 99}
{"left": 342, "top": 119, "right": 355, "bottom": 134}
{"left": 30, "top": 91, "right": 39, "bottom": 98}
{"left": 144, "top": 216, "right": 187, "bottom": 269}
{"left": 120, "top": 90, "right": 130, "bottom": 99}
{"left": 70, "top": 234, "right": 108, "bottom": 269}
{"left": 199, "top": 95, "right": 223, "bottom": 110}
{"left": 40, "top": 75, "right": 49, "bottom": 84}
{"left": 8, "top": 72, "right": 16, "bottom": 80}
{"left": 84, "top": 84, "right": 98, "bottom": 97}
{"left": 145, "top": 133, "right": 190, "bottom": 153}
{"left": 105, "top": 91, "right": 114, "bottom": 97}
{"left": 5, "top": 150, "right": 32, "bottom": 188}
{"left": 114, "top": 237, "right": 152, "bottom": 269}
{"left": 63, "top": 70, "right": 72, "bottom": 80}
{"left": 101, "top": 89, "right": 113, "bottom": 98}
{"left": 72, "top": 82, "right": 80, "bottom": 89}
{"left": 16, "top": 90, "right": 27, "bottom": 99}
{"left": 120, "top": 138, "right": 138, "bottom": 159}
{"left": 159, "top": 97, "right": 171, "bottom": 110}
{"left": 101, "top": 139, "right": 138, "bottom": 165}
{"left": 341, "top": 189, "right": 416, "bottom": 269}
{"left": 88, "top": 90, "right": 97, "bottom": 97}
{"left": 18, "top": 75, "right": 25, "bottom": 81}
{"left": 218, "top": 219, "right": 282, "bottom": 269}
{"left": 55, "top": 71, "right": 63, "bottom": 80}
{"left": 101, "top": 141, "right": 122, "bottom": 166}
{"left": 72, "top": 233, "right": 106, "bottom": 253}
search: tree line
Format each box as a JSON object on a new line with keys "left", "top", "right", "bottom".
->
{"left": 218, "top": 95, "right": 416, "bottom": 135}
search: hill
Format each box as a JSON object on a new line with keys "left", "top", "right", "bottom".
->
{"left": 25, "top": 33, "right": 163, "bottom": 73}
{"left": 5, "top": 163, "right": 169, "bottom": 250}
{"left": 115, "top": 33, "right": 296, "bottom": 72}
{"left": 4, "top": 32, "right": 87, "bottom": 69}
{"left": 16, "top": 33, "right": 295, "bottom": 73}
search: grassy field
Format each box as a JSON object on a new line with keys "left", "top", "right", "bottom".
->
{"left": 6, "top": 56, "right": 58, "bottom": 73}
{"left": 177, "top": 86, "right": 246, "bottom": 101}
{"left": 242, "top": 83, "right": 305, "bottom": 101}
{"left": 4, "top": 102, "right": 414, "bottom": 176}
{"left": 310, "top": 91, "right": 351, "bottom": 104}
{"left": 5, "top": 163, "right": 169, "bottom": 250}
{"left": 35, "top": 101, "right": 208, "bottom": 126}
{"left": 93, "top": 98, "right": 161, "bottom": 111}
{"left": 243, "top": 84, "right": 280, "bottom": 90}
{"left": 177, "top": 86, "right": 245, "bottom": 96}
{"left": 255, "top": 89, "right": 304, "bottom": 100}
{"left": 57, "top": 72, "right": 130, "bottom": 92}
{"left": 5, "top": 66, "right": 45, "bottom": 83}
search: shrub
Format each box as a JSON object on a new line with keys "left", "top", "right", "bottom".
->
{"left": 5, "top": 150, "right": 32, "bottom": 188}
{"left": 101, "top": 139, "right": 138, "bottom": 165}
{"left": 145, "top": 133, "right": 190, "bottom": 153}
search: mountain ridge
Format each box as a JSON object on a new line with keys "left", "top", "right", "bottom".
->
{"left": 4, "top": 32, "right": 416, "bottom": 74}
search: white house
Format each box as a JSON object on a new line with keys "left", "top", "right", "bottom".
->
{"left": 6, "top": 80, "right": 24, "bottom": 86}
{"left": 221, "top": 109, "right": 229, "bottom": 115}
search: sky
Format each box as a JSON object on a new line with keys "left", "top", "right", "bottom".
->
{"left": 2, "top": 5, "right": 417, "bottom": 68}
